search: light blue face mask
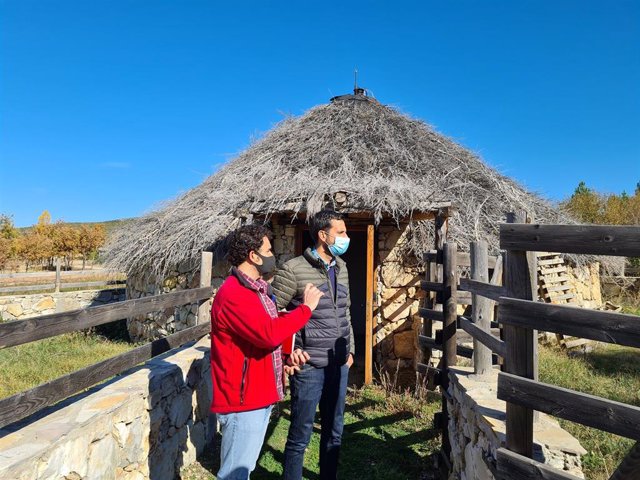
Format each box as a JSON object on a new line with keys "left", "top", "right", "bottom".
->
{"left": 326, "top": 234, "right": 350, "bottom": 256}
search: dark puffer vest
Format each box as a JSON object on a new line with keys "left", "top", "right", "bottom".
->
{"left": 272, "top": 248, "right": 354, "bottom": 368}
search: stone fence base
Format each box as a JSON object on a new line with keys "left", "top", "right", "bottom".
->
{"left": 0, "top": 337, "right": 214, "bottom": 480}
{"left": 0, "top": 289, "right": 125, "bottom": 322}
{"left": 447, "top": 366, "right": 586, "bottom": 480}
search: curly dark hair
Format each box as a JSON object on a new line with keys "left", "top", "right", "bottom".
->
{"left": 226, "top": 224, "right": 273, "bottom": 267}
{"left": 309, "top": 210, "right": 345, "bottom": 242}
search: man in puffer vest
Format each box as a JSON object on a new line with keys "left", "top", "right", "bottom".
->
{"left": 210, "top": 224, "right": 323, "bottom": 480}
{"left": 272, "top": 210, "right": 355, "bottom": 480}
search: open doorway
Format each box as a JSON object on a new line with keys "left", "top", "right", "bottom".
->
{"left": 295, "top": 226, "right": 370, "bottom": 385}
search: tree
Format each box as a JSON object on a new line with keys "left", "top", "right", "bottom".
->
{"left": 561, "top": 181, "right": 604, "bottom": 223}
{"left": 78, "top": 225, "right": 106, "bottom": 269}
{"left": 0, "top": 215, "right": 19, "bottom": 270}
{"left": 33, "top": 210, "right": 52, "bottom": 237}
{"left": 51, "top": 222, "right": 80, "bottom": 270}
{"left": 0, "top": 215, "right": 19, "bottom": 240}
{"left": 16, "top": 233, "right": 53, "bottom": 271}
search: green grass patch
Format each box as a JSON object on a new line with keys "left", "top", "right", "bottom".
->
{"left": 539, "top": 343, "right": 640, "bottom": 479}
{"left": 182, "top": 384, "right": 442, "bottom": 480}
{"left": 0, "top": 332, "right": 134, "bottom": 398}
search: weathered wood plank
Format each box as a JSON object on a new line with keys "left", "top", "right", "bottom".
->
{"left": 539, "top": 266, "right": 567, "bottom": 275}
{"left": 0, "top": 283, "right": 56, "bottom": 294}
{"left": 459, "top": 278, "right": 508, "bottom": 302}
{"left": 498, "top": 372, "right": 640, "bottom": 440}
{"left": 498, "top": 297, "right": 640, "bottom": 349}
{"left": 537, "top": 258, "right": 564, "bottom": 266}
{"left": 443, "top": 243, "right": 458, "bottom": 369}
{"left": 544, "top": 293, "right": 575, "bottom": 302}
{"left": 423, "top": 251, "right": 498, "bottom": 269}
{"left": 197, "top": 251, "right": 213, "bottom": 325}
{"left": 609, "top": 441, "right": 640, "bottom": 480}
{"left": 456, "top": 291, "right": 472, "bottom": 304}
{"left": 365, "top": 224, "right": 375, "bottom": 385}
{"left": 0, "top": 286, "right": 214, "bottom": 349}
{"left": 421, "top": 280, "right": 443, "bottom": 292}
{"left": 0, "top": 322, "right": 210, "bottom": 429}
{"left": 419, "top": 308, "right": 444, "bottom": 322}
{"left": 470, "top": 241, "right": 492, "bottom": 375}
{"left": 418, "top": 335, "right": 474, "bottom": 359}
{"left": 503, "top": 211, "right": 536, "bottom": 457}
{"left": 545, "top": 284, "right": 572, "bottom": 293}
{"left": 500, "top": 224, "right": 640, "bottom": 257}
{"left": 459, "top": 316, "right": 506, "bottom": 358}
{"left": 495, "top": 448, "right": 583, "bottom": 480}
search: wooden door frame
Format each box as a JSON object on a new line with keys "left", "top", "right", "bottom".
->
{"left": 294, "top": 223, "right": 376, "bottom": 384}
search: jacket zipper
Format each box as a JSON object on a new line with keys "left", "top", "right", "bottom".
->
{"left": 323, "top": 269, "right": 341, "bottom": 338}
{"left": 240, "top": 357, "right": 248, "bottom": 405}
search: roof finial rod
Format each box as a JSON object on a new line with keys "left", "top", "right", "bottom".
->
{"left": 353, "top": 68, "right": 365, "bottom": 96}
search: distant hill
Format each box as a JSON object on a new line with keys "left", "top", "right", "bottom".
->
{"left": 18, "top": 218, "right": 136, "bottom": 238}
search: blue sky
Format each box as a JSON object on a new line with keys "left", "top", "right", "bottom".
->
{"left": 1, "top": 1, "right": 638, "bottom": 227}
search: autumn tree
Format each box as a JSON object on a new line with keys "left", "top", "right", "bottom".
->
{"left": 16, "top": 232, "right": 53, "bottom": 271}
{"left": 0, "top": 215, "right": 20, "bottom": 271}
{"left": 51, "top": 222, "right": 80, "bottom": 270}
{"left": 561, "top": 182, "right": 604, "bottom": 223}
{"left": 78, "top": 224, "right": 106, "bottom": 269}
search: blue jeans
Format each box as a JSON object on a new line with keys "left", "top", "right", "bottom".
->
{"left": 217, "top": 405, "right": 273, "bottom": 480}
{"left": 283, "top": 363, "right": 349, "bottom": 480}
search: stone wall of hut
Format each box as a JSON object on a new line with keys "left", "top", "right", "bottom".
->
{"left": 375, "top": 225, "right": 425, "bottom": 382}
{"left": 125, "top": 223, "right": 427, "bottom": 378}
{"left": 126, "top": 260, "right": 228, "bottom": 342}
{"left": 566, "top": 262, "right": 602, "bottom": 309}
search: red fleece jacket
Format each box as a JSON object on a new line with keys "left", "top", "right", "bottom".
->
{"left": 210, "top": 273, "right": 312, "bottom": 414}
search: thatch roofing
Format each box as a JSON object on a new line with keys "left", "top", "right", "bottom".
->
{"left": 106, "top": 92, "right": 615, "bottom": 278}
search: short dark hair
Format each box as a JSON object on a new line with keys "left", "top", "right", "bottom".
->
{"left": 226, "top": 224, "right": 273, "bottom": 267}
{"left": 309, "top": 210, "right": 344, "bottom": 241}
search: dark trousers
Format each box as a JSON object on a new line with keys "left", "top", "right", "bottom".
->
{"left": 283, "top": 362, "right": 349, "bottom": 480}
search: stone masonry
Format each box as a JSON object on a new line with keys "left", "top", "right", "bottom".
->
{"left": 0, "top": 289, "right": 125, "bottom": 322}
{"left": 0, "top": 337, "right": 214, "bottom": 480}
{"left": 446, "top": 366, "right": 586, "bottom": 480}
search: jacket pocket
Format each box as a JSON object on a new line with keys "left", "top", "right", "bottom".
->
{"left": 240, "top": 357, "right": 249, "bottom": 404}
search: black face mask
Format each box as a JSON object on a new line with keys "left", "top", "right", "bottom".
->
{"left": 255, "top": 252, "right": 276, "bottom": 277}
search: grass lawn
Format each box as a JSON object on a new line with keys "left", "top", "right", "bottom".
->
{"left": 182, "top": 384, "right": 443, "bottom": 480}
{"left": 0, "top": 332, "right": 134, "bottom": 399}
{"left": 539, "top": 342, "right": 640, "bottom": 480}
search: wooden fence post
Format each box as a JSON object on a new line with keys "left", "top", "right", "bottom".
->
{"left": 504, "top": 212, "right": 535, "bottom": 457}
{"left": 471, "top": 241, "right": 491, "bottom": 376}
{"left": 197, "top": 251, "right": 213, "bottom": 325}
{"left": 440, "top": 241, "right": 458, "bottom": 460}
{"left": 55, "top": 258, "right": 61, "bottom": 293}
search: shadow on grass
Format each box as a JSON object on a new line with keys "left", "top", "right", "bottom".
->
{"left": 195, "top": 395, "right": 442, "bottom": 480}
{"left": 581, "top": 345, "right": 640, "bottom": 379}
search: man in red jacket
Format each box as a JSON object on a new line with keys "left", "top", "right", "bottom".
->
{"left": 210, "top": 224, "right": 323, "bottom": 480}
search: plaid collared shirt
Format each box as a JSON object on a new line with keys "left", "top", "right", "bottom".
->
{"left": 236, "top": 269, "right": 284, "bottom": 400}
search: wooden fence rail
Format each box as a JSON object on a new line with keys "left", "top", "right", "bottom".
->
{"left": 0, "top": 286, "right": 212, "bottom": 349}
{"left": 498, "top": 222, "right": 640, "bottom": 479}
{"left": 0, "top": 251, "right": 215, "bottom": 430}
{"left": 420, "top": 218, "right": 640, "bottom": 479}
{"left": 0, "top": 322, "right": 210, "bottom": 430}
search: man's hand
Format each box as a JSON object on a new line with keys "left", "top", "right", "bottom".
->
{"left": 287, "top": 349, "right": 310, "bottom": 367}
{"left": 302, "top": 283, "right": 324, "bottom": 311}
{"left": 346, "top": 354, "right": 354, "bottom": 368}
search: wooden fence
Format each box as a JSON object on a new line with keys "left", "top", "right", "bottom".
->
{"left": 418, "top": 216, "right": 640, "bottom": 480}
{"left": 0, "top": 252, "right": 214, "bottom": 430}
{"left": 0, "top": 261, "right": 126, "bottom": 294}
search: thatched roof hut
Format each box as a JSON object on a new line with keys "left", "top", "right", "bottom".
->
{"left": 106, "top": 89, "right": 584, "bottom": 278}
{"left": 106, "top": 89, "right": 614, "bottom": 381}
